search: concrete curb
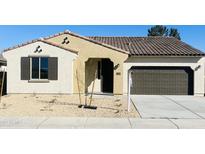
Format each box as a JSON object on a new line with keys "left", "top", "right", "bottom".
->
{"left": 1, "top": 117, "right": 205, "bottom": 129}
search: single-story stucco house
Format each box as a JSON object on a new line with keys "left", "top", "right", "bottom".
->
{"left": 2, "top": 30, "right": 205, "bottom": 96}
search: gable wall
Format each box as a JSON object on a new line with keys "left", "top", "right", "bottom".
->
{"left": 47, "top": 34, "right": 128, "bottom": 94}
{"left": 3, "top": 41, "right": 77, "bottom": 94}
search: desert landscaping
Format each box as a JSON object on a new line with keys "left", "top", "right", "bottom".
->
{"left": 0, "top": 94, "right": 139, "bottom": 118}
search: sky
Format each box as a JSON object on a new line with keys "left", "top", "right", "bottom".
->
{"left": 0, "top": 25, "right": 205, "bottom": 52}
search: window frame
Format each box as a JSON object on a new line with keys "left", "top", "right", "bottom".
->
{"left": 29, "top": 56, "right": 49, "bottom": 81}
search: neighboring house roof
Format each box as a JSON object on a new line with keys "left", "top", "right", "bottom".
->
{"left": 88, "top": 36, "right": 205, "bottom": 56}
{"left": 3, "top": 39, "right": 78, "bottom": 54}
{"left": 0, "top": 54, "right": 6, "bottom": 64}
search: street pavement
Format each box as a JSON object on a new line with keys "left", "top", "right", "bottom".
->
{"left": 1, "top": 117, "right": 205, "bottom": 129}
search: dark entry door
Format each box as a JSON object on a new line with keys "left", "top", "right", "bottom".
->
{"left": 130, "top": 67, "right": 194, "bottom": 95}
{"left": 101, "top": 59, "right": 113, "bottom": 93}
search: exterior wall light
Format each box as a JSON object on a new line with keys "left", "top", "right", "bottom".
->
{"left": 34, "top": 46, "right": 42, "bottom": 53}
{"left": 62, "top": 37, "right": 70, "bottom": 44}
{"left": 194, "top": 65, "right": 201, "bottom": 71}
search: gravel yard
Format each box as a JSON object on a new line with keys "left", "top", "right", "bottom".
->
{"left": 0, "top": 94, "right": 139, "bottom": 118}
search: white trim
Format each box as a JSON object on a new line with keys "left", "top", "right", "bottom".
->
{"left": 39, "top": 57, "right": 41, "bottom": 79}
{"left": 127, "top": 69, "right": 131, "bottom": 112}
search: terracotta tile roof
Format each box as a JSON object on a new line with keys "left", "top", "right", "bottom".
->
{"left": 2, "top": 30, "right": 205, "bottom": 56}
{"left": 3, "top": 30, "right": 129, "bottom": 55}
{"left": 44, "top": 31, "right": 129, "bottom": 54}
{"left": 3, "top": 39, "right": 78, "bottom": 54}
{"left": 88, "top": 36, "right": 205, "bottom": 56}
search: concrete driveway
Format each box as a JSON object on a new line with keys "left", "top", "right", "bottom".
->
{"left": 131, "top": 95, "right": 205, "bottom": 119}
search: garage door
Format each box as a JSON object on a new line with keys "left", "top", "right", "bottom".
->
{"left": 130, "top": 67, "right": 194, "bottom": 95}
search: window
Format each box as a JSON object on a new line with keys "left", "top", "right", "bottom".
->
{"left": 40, "top": 57, "right": 48, "bottom": 79}
{"left": 31, "top": 57, "right": 48, "bottom": 80}
{"left": 32, "top": 57, "right": 39, "bottom": 79}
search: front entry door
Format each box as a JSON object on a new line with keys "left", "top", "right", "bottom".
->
{"left": 101, "top": 59, "right": 113, "bottom": 93}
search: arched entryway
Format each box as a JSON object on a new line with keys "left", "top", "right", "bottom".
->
{"left": 85, "top": 58, "right": 114, "bottom": 94}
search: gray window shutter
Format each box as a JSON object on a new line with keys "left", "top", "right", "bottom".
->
{"left": 48, "top": 57, "right": 58, "bottom": 80}
{"left": 21, "top": 57, "right": 30, "bottom": 80}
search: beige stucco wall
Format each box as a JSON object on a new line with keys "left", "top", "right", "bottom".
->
{"left": 3, "top": 41, "right": 77, "bottom": 94}
{"left": 123, "top": 56, "right": 205, "bottom": 96}
{"left": 48, "top": 34, "right": 128, "bottom": 95}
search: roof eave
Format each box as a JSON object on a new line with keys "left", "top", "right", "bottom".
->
{"left": 3, "top": 39, "right": 78, "bottom": 55}
{"left": 63, "top": 31, "right": 129, "bottom": 55}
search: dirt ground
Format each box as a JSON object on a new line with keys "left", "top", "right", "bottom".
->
{"left": 0, "top": 94, "right": 139, "bottom": 118}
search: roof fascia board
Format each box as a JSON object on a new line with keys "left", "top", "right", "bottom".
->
{"left": 3, "top": 39, "right": 78, "bottom": 55}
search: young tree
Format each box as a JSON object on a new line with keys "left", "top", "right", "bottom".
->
{"left": 147, "top": 25, "right": 169, "bottom": 36}
{"left": 169, "top": 28, "right": 181, "bottom": 40}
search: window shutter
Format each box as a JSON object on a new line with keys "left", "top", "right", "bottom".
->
{"left": 21, "top": 57, "right": 30, "bottom": 80}
{"left": 48, "top": 57, "right": 58, "bottom": 80}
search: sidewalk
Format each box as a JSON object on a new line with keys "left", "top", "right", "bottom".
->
{"left": 1, "top": 117, "right": 205, "bottom": 129}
